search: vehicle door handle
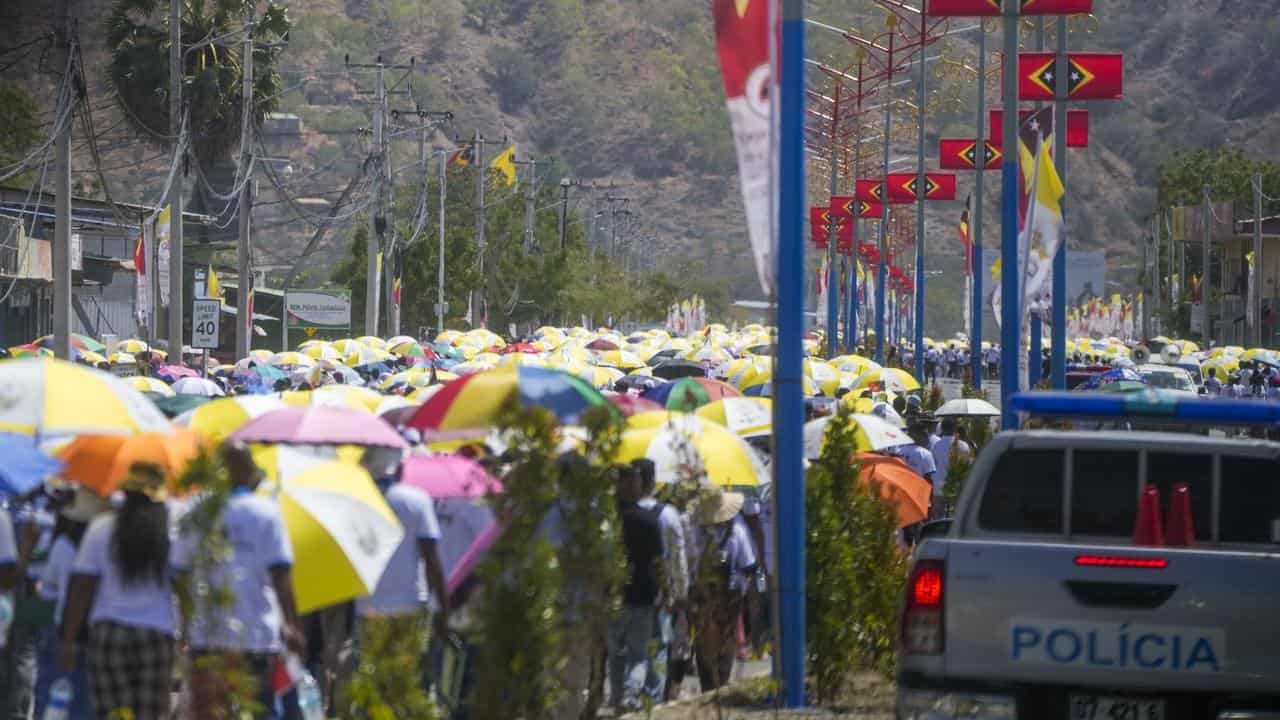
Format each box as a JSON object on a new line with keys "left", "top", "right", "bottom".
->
{"left": 1063, "top": 580, "right": 1177, "bottom": 609}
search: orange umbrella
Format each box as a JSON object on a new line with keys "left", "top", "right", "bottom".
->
{"left": 853, "top": 453, "right": 933, "bottom": 528}
{"left": 58, "top": 429, "right": 202, "bottom": 497}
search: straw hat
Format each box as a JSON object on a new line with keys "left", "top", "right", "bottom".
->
{"left": 691, "top": 490, "right": 745, "bottom": 526}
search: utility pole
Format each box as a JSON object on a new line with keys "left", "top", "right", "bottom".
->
{"left": 824, "top": 82, "right": 840, "bottom": 359}
{"left": 1202, "top": 185, "right": 1211, "bottom": 343}
{"left": 52, "top": 7, "right": 73, "bottom": 361}
{"left": 169, "top": 0, "right": 185, "bottom": 357}
{"left": 971, "top": 23, "right": 987, "bottom": 389}
{"left": 1051, "top": 13, "right": 1068, "bottom": 388}
{"left": 234, "top": 3, "right": 256, "bottom": 360}
{"left": 558, "top": 178, "right": 573, "bottom": 251}
{"left": 473, "top": 132, "right": 486, "bottom": 327}
{"left": 512, "top": 156, "right": 550, "bottom": 255}
{"left": 875, "top": 19, "right": 895, "bottom": 365}
{"left": 1141, "top": 230, "right": 1152, "bottom": 340}
{"left": 999, "top": 0, "right": 1022, "bottom": 428}
{"left": 437, "top": 151, "right": 447, "bottom": 335}
{"left": 1254, "top": 172, "right": 1264, "bottom": 346}
{"left": 912, "top": 7, "right": 928, "bottom": 382}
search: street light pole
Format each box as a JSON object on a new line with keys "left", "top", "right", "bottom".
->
{"left": 168, "top": 0, "right": 185, "bottom": 357}
{"left": 438, "top": 151, "right": 447, "bottom": 336}
{"left": 971, "top": 22, "right": 987, "bottom": 389}
{"left": 876, "top": 20, "right": 896, "bottom": 365}
{"left": 999, "top": 0, "right": 1021, "bottom": 428}
{"left": 235, "top": 4, "right": 256, "bottom": 359}
{"left": 913, "top": 8, "right": 927, "bottom": 382}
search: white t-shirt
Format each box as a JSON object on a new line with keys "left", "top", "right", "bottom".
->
{"left": 929, "top": 436, "right": 971, "bottom": 499}
{"left": 896, "top": 444, "right": 937, "bottom": 480}
{"left": 39, "top": 535, "right": 78, "bottom": 623}
{"left": 0, "top": 509, "right": 15, "bottom": 568}
{"left": 172, "top": 490, "right": 294, "bottom": 652}
{"left": 637, "top": 497, "right": 688, "bottom": 603}
{"left": 359, "top": 483, "right": 441, "bottom": 617}
{"left": 72, "top": 513, "right": 178, "bottom": 636}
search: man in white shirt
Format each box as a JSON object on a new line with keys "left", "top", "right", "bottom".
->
{"left": 895, "top": 427, "right": 937, "bottom": 486}
{"left": 929, "top": 419, "right": 971, "bottom": 511}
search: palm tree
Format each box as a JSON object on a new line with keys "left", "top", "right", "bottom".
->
{"left": 105, "top": 0, "right": 290, "bottom": 184}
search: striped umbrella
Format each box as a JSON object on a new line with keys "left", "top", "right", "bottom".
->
{"left": 109, "top": 338, "right": 150, "bottom": 355}
{"left": 642, "top": 377, "right": 741, "bottom": 411}
{"left": 695, "top": 397, "right": 772, "bottom": 437}
{"left": 34, "top": 333, "right": 107, "bottom": 353}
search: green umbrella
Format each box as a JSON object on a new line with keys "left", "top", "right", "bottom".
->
{"left": 1097, "top": 380, "right": 1150, "bottom": 394}
{"left": 151, "top": 394, "right": 212, "bottom": 418}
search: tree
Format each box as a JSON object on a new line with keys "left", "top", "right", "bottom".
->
{"left": 0, "top": 82, "right": 41, "bottom": 185}
{"left": 461, "top": 0, "right": 504, "bottom": 32}
{"left": 1157, "top": 147, "right": 1280, "bottom": 209}
{"left": 106, "top": 0, "right": 291, "bottom": 171}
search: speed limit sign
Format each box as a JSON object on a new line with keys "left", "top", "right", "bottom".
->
{"left": 191, "top": 299, "right": 221, "bottom": 349}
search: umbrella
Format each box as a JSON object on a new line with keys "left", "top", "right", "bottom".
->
{"left": 308, "top": 385, "right": 383, "bottom": 413}
{"left": 389, "top": 339, "right": 435, "bottom": 361}
{"left": 331, "top": 339, "right": 366, "bottom": 355}
{"left": 595, "top": 350, "right": 645, "bottom": 370}
{"left": 106, "top": 351, "right": 136, "bottom": 365}
{"left": 853, "top": 453, "right": 933, "bottom": 528}
{"left": 614, "top": 374, "right": 666, "bottom": 394}
{"left": 273, "top": 461, "right": 404, "bottom": 613}
{"left": 650, "top": 360, "right": 707, "bottom": 381}
{"left": 935, "top": 398, "right": 1000, "bottom": 417}
{"left": 803, "top": 414, "right": 913, "bottom": 460}
{"left": 229, "top": 406, "right": 407, "bottom": 449}
{"left": 400, "top": 455, "right": 504, "bottom": 593}
{"left": 302, "top": 344, "right": 344, "bottom": 362}
{"left": 271, "top": 351, "right": 316, "bottom": 368}
{"left": 828, "top": 355, "right": 881, "bottom": 375}
{"left": 407, "top": 384, "right": 447, "bottom": 405}
{"left": 577, "top": 366, "right": 625, "bottom": 390}
{"left": 172, "top": 377, "right": 225, "bottom": 397}
{"left": 1076, "top": 367, "right": 1145, "bottom": 391}
{"left": 854, "top": 368, "right": 921, "bottom": 393}
{"left": 153, "top": 365, "right": 198, "bottom": 383}
{"left": 642, "top": 377, "right": 741, "bottom": 411}
{"left": 585, "top": 339, "right": 619, "bottom": 351}
{"left": 695, "top": 397, "right": 773, "bottom": 438}
{"left": 131, "top": 376, "right": 175, "bottom": 397}
{"left": 9, "top": 344, "right": 54, "bottom": 358}
{"left": 34, "top": 333, "right": 107, "bottom": 353}
{"left": 407, "top": 365, "right": 615, "bottom": 435}
{"left": 646, "top": 349, "right": 683, "bottom": 366}
{"left": 742, "top": 377, "right": 820, "bottom": 398}
{"left": 355, "top": 336, "right": 388, "bottom": 350}
{"left": 616, "top": 412, "right": 766, "bottom": 489}
{"left": 58, "top": 429, "right": 202, "bottom": 496}
{"left": 606, "top": 393, "right": 665, "bottom": 417}
{"left": 0, "top": 433, "right": 62, "bottom": 496}
{"left": 345, "top": 347, "right": 395, "bottom": 367}
{"left": 497, "top": 342, "right": 540, "bottom": 355}
{"left": 109, "top": 338, "right": 150, "bottom": 355}
{"left": 176, "top": 396, "right": 289, "bottom": 442}
{"left": 683, "top": 346, "right": 733, "bottom": 364}
{"left": 150, "top": 394, "right": 211, "bottom": 419}
{"left": 0, "top": 358, "right": 174, "bottom": 442}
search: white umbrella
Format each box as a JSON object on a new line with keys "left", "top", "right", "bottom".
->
{"left": 171, "top": 377, "right": 226, "bottom": 397}
{"left": 935, "top": 398, "right": 1000, "bottom": 417}
{"left": 803, "top": 413, "right": 914, "bottom": 460}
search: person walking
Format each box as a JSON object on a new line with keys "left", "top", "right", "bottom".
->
{"left": 929, "top": 419, "right": 972, "bottom": 517}
{"left": 630, "top": 459, "right": 686, "bottom": 702}
{"left": 59, "top": 464, "right": 179, "bottom": 720}
{"left": 173, "top": 442, "right": 303, "bottom": 720}
{"left": 608, "top": 463, "right": 668, "bottom": 712}
{"left": 686, "top": 491, "right": 756, "bottom": 692}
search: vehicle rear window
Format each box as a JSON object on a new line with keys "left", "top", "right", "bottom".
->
{"left": 1071, "top": 450, "right": 1138, "bottom": 536}
{"left": 1219, "top": 456, "right": 1280, "bottom": 544}
{"left": 978, "top": 449, "right": 1064, "bottom": 533}
{"left": 1146, "top": 452, "right": 1213, "bottom": 541}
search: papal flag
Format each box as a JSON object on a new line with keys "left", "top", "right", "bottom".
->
{"left": 490, "top": 145, "right": 517, "bottom": 186}
{"left": 1019, "top": 114, "right": 1065, "bottom": 315}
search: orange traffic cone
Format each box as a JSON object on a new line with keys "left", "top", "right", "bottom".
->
{"left": 1134, "top": 484, "right": 1165, "bottom": 546}
{"left": 1165, "top": 482, "right": 1196, "bottom": 547}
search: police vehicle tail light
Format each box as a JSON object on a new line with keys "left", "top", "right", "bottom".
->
{"left": 1073, "top": 555, "right": 1168, "bottom": 569}
{"left": 903, "top": 560, "right": 945, "bottom": 655}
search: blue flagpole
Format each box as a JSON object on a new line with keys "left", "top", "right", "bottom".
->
{"left": 1029, "top": 311, "right": 1042, "bottom": 386}
{"left": 776, "top": 0, "right": 807, "bottom": 708}
{"left": 1000, "top": 0, "right": 1021, "bottom": 428}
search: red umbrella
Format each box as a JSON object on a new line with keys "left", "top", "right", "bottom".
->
{"left": 585, "top": 339, "right": 619, "bottom": 351}
{"left": 497, "top": 342, "right": 540, "bottom": 355}
{"left": 606, "top": 393, "right": 664, "bottom": 417}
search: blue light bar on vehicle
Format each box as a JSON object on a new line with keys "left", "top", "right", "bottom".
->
{"left": 1009, "top": 390, "right": 1280, "bottom": 425}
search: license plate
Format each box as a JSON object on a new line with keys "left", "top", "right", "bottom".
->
{"left": 1069, "top": 695, "right": 1165, "bottom": 720}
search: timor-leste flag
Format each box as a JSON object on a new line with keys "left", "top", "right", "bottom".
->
{"left": 1019, "top": 0, "right": 1093, "bottom": 15}
{"left": 1017, "top": 52, "right": 1123, "bottom": 101}
{"left": 958, "top": 196, "right": 972, "bottom": 273}
{"left": 858, "top": 200, "right": 885, "bottom": 219}
{"left": 448, "top": 143, "right": 475, "bottom": 167}
{"left": 939, "top": 138, "right": 1002, "bottom": 170}
{"left": 810, "top": 207, "right": 830, "bottom": 249}
{"left": 925, "top": 0, "right": 999, "bottom": 16}
{"left": 856, "top": 179, "right": 885, "bottom": 204}
{"left": 886, "top": 172, "right": 958, "bottom": 202}
{"left": 829, "top": 195, "right": 856, "bottom": 220}
{"left": 990, "top": 109, "right": 1089, "bottom": 148}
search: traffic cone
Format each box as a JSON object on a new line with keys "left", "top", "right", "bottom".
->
{"left": 1134, "top": 484, "right": 1165, "bottom": 546}
{"left": 1166, "top": 482, "right": 1196, "bottom": 546}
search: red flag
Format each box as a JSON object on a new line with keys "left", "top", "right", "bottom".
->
{"left": 925, "top": 0, "right": 1000, "bottom": 15}
{"left": 133, "top": 236, "right": 146, "bottom": 275}
{"left": 829, "top": 195, "right": 856, "bottom": 220}
{"left": 990, "top": 109, "right": 1089, "bottom": 147}
{"left": 714, "top": 0, "right": 773, "bottom": 292}
{"left": 1016, "top": 52, "right": 1123, "bottom": 101}
{"left": 1019, "top": 0, "right": 1093, "bottom": 14}
{"left": 858, "top": 200, "right": 885, "bottom": 219}
{"left": 856, "top": 179, "right": 884, "bottom": 204}
{"left": 810, "top": 207, "right": 830, "bottom": 249}
{"left": 939, "top": 138, "right": 1002, "bottom": 170}
{"left": 886, "top": 172, "right": 958, "bottom": 202}
{"left": 810, "top": 207, "right": 853, "bottom": 251}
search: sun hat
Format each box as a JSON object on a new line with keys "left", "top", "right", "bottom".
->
{"left": 691, "top": 490, "right": 745, "bottom": 526}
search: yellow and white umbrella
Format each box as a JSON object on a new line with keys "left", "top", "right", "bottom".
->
{"left": 828, "top": 354, "right": 881, "bottom": 375}
{"left": 109, "top": 338, "right": 149, "bottom": 355}
{"left": 331, "top": 339, "right": 366, "bottom": 355}
{"left": 616, "top": 412, "right": 766, "bottom": 489}
{"left": 435, "top": 330, "right": 464, "bottom": 346}
{"left": 595, "top": 350, "right": 645, "bottom": 370}
{"left": 302, "top": 343, "right": 343, "bottom": 362}
{"left": 345, "top": 347, "right": 394, "bottom": 367}
{"left": 683, "top": 345, "right": 734, "bottom": 364}
{"left": 0, "top": 358, "right": 173, "bottom": 441}
{"left": 107, "top": 352, "right": 136, "bottom": 366}
{"left": 803, "top": 413, "right": 913, "bottom": 460}
{"left": 578, "top": 366, "right": 625, "bottom": 389}
{"left": 273, "top": 461, "right": 404, "bottom": 613}
{"left": 694, "top": 397, "right": 772, "bottom": 438}
{"left": 407, "top": 384, "right": 447, "bottom": 404}
{"left": 310, "top": 385, "right": 382, "bottom": 413}
{"left": 176, "top": 395, "right": 288, "bottom": 442}
{"left": 131, "top": 376, "right": 175, "bottom": 397}
{"left": 271, "top": 351, "right": 316, "bottom": 368}
{"left": 853, "top": 367, "right": 921, "bottom": 393}
{"left": 249, "top": 349, "right": 275, "bottom": 363}
{"left": 355, "top": 336, "right": 388, "bottom": 350}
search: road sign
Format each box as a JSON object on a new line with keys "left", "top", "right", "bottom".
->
{"left": 286, "top": 289, "right": 352, "bottom": 330}
{"left": 192, "top": 299, "right": 221, "bottom": 349}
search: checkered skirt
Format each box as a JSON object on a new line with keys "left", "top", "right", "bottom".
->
{"left": 88, "top": 622, "right": 176, "bottom": 720}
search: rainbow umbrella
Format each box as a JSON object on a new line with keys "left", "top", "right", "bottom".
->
{"left": 407, "top": 365, "right": 615, "bottom": 435}
{"left": 0, "top": 358, "right": 173, "bottom": 442}
{"left": 34, "top": 333, "right": 107, "bottom": 353}
{"left": 9, "top": 344, "right": 54, "bottom": 359}
{"left": 642, "top": 377, "right": 741, "bottom": 411}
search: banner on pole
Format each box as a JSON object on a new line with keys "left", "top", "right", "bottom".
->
{"left": 285, "top": 290, "right": 352, "bottom": 330}
{"left": 858, "top": 200, "right": 886, "bottom": 219}
{"left": 155, "top": 206, "right": 171, "bottom": 308}
{"left": 939, "top": 138, "right": 1003, "bottom": 170}
{"left": 713, "top": 0, "right": 773, "bottom": 293}
{"left": 886, "top": 172, "right": 958, "bottom": 202}
{"left": 990, "top": 109, "right": 1090, "bottom": 147}
{"left": 1016, "top": 52, "right": 1123, "bottom": 101}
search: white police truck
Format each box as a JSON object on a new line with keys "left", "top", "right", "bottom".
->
{"left": 897, "top": 392, "right": 1280, "bottom": 720}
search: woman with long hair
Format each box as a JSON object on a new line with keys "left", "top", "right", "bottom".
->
{"left": 59, "top": 465, "right": 179, "bottom": 720}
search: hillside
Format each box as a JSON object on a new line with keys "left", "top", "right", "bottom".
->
{"left": 5, "top": 0, "right": 1280, "bottom": 331}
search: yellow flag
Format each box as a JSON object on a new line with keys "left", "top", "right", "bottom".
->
{"left": 490, "top": 145, "right": 517, "bottom": 186}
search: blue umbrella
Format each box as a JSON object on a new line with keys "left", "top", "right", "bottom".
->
{"left": 1076, "top": 367, "right": 1145, "bottom": 392}
{"left": 0, "top": 433, "right": 62, "bottom": 496}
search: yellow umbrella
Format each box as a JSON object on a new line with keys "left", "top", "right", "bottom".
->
{"left": 578, "top": 366, "right": 624, "bottom": 389}
{"left": 176, "top": 396, "right": 288, "bottom": 443}
{"left": 78, "top": 350, "right": 107, "bottom": 365}
{"left": 616, "top": 412, "right": 765, "bottom": 489}
{"left": 271, "top": 461, "right": 404, "bottom": 613}
{"left": 131, "top": 376, "right": 175, "bottom": 397}
{"left": 302, "top": 343, "right": 342, "bottom": 362}
{"left": 1242, "top": 348, "right": 1275, "bottom": 363}
{"left": 310, "top": 385, "right": 382, "bottom": 413}
{"left": 853, "top": 367, "right": 921, "bottom": 393}
{"left": 344, "top": 347, "right": 394, "bottom": 367}
{"left": 499, "top": 352, "right": 549, "bottom": 368}
{"left": 249, "top": 349, "right": 274, "bottom": 362}
{"left": 107, "top": 352, "right": 136, "bottom": 365}
{"left": 434, "top": 330, "right": 463, "bottom": 346}
{"left": 355, "top": 336, "right": 388, "bottom": 350}
{"left": 595, "top": 350, "right": 645, "bottom": 370}
{"left": 828, "top": 354, "right": 881, "bottom": 375}
{"left": 0, "top": 358, "right": 173, "bottom": 441}
{"left": 331, "top": 339, "right": 366, "bottom": 355}
{"left": 271, "top": 351, "right": 316, "bottom": 368}
{"left": 109, "top": 338, "right": 149, "bottom": 355}
{"left": 695, "top": 397, "right": 772, "bottom": 437}
{"left": 803, "top": 413, "right": 913, "bottom": 459}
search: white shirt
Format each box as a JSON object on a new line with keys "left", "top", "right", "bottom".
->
{"left": 929, "top": 436, "right": 971, "bottom": 499}
{"left": 0, "top": 510, "right": 15, "bottom": 568}
{"left": 172, "top": 490, "right": 294, "bottom": 652}
{"left": 637, "top": 497, "right": 688, "bottom": 603}
{"left": 687, "top": 517, "right": 757, "bottom": 594}
{"left": 896, "top": 444, "right": 937, "bottom": 480}
{"left": 39, "top": 535, "right": 77, "bottom": 623}
{"left": 72, "top": 513, "right": 178, "bottom": 636}
{"left": 359, "top": 483, "right": 441, "bottom": 617}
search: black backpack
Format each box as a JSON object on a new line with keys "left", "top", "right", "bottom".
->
{"left": 619, "top": 501, "right": 666, "bottom": 606}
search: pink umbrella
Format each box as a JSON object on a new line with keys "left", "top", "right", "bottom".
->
{"left": 401, "top": 455, "right": 504, "bottom": 593}
{"left": 227, "top": 406, "right": 407, "bottom": 448}
{"left": 606, "top": 392, "right": 663, "bottom": 417}
{"left": 156, "top": 364, "right": 199, "bottom": 381}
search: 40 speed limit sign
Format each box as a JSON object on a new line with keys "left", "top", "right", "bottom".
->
{"left": 191, "top": 299, "right": 221, "bottom": 349}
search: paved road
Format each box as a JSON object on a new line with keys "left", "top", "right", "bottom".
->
{"left": 931, "top": 377, "right": 1002, "bottom": 409}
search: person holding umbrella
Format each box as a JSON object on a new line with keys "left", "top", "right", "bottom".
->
{"left": 59, "top": 464, "right": 179, "bottom": 720}
{"left": 172, "top": 442, "right": 303, "bottom": 720}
